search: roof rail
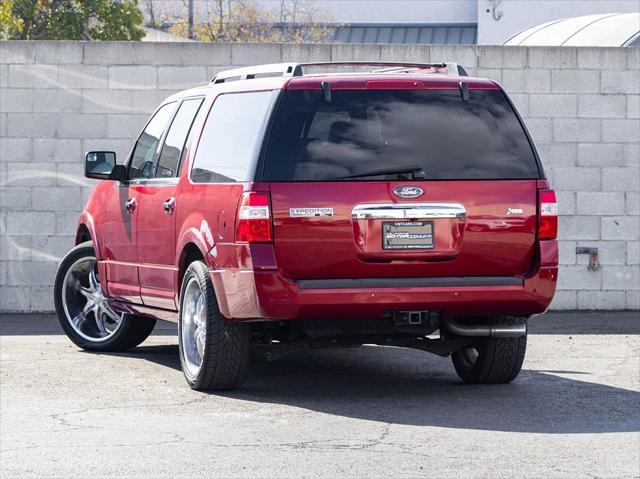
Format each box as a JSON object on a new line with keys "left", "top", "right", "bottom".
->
{"left": 210, "top": 61, "right": 468, "bottom": 84}
{"left": 211, "top": 63, "right": 303, "bottom": 84}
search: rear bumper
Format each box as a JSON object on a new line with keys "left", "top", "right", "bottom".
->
{"left": 210, "top": 240, "right": 558, "bottom": 321}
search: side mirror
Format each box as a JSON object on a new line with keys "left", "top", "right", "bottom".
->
{"left": 85, "top": 151, "right": 126, "bottom": 182}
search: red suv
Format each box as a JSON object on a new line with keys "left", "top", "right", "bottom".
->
{"left": 54, "top": 62, "right": 558, "bottom": 390}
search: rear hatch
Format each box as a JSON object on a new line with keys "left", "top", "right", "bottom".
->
{"left": 261, "top": 78, "right": 542, "bottom": 281}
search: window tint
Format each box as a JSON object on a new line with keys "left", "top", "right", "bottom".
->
{"left": 129, "top": 102, "right": 175, "bottom": 180}
{"left": 155, "top": 98, "right": 203, "bottom": 178}
{"left": 191, "top": 91, "right": 277, "bottom": 183}
{"left": 263, "top": 89, "right": 540, "bottom": 181}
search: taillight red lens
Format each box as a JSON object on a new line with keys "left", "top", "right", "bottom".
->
{"left": 236, "top": 191, "right": 272, "bottom": 243}
{"left": 539, "top": 189, "right": 558, "bottom": 240}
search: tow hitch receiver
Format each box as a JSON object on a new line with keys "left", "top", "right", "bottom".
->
{"left": 386, "top": 310, "right": 439, "bottom": 327}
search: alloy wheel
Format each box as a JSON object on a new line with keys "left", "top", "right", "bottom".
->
{"left": 61, "top": 256, "right": 124, "bottom": 342}
{"left": 181, "top": 277, "right": 207, "bottom": 378}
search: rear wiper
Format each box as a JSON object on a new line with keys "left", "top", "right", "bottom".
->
{"left": 336, "top": 166, "right": 427, "bottom": 180}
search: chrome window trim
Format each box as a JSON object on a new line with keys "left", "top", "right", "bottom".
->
{"left": 352, "top": 203, "right": 466, "bottom": 220}
{"left": 126, "top": 177, "right": 180, "bottom": 187}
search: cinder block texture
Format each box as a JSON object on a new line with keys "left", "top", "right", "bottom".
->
{"left": 0, "top": 42, "right": 638, "bottom": 311}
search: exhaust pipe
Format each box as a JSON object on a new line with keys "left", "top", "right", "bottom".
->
{"left": 443, "top": 318, "right": 526, "bottom": 337}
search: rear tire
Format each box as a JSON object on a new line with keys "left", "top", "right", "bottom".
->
{"left": 54, "top": 241, "right": 156, "bottom": 352}
{"left": 451, "top": 317, "right": 527, "bottom": 384}
{"left": 178, "top": 260, "right": 251, "bottom": 391}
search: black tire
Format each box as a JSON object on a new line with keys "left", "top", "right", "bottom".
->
{"left": 451, "top": 317, "right": 527, "bottom": 384}
{"left": 178, "top": 260, "right": 251, "bottom": 391}
{"left": 54, "top": 241, "right": 156, "bottom": 352}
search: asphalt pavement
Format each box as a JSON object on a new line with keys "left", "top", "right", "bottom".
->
{"left": 1, "top": 311, "right": 638, "bottom": 478}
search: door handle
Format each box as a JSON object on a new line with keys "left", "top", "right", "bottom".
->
{"left": 163, "top": 197, "right": 176, "bottom": 214}
{"left": 125, "top": 198, "right": 136, "bottom": 214}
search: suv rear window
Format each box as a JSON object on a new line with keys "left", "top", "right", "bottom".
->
{"left": 263, "top": 89, "right": 540, "bottom": 181}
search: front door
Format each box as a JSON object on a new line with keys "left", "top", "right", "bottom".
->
{"left": 99, "top": 183, "right": 140, "bottom": 303}
{"left": 136, "top": 97, "right": 204, "bottom": 310}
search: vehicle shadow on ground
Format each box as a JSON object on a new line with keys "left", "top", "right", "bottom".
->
{"left": 4, "top": 312, "right": 638, "bottom": 434}
{"left": 2, "top": 311, "right": 638, "bottom": 335}
{"left": 115, "top": 342, "right": 640, "bottom": 435}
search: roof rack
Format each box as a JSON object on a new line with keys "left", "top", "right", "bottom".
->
{"left": 210, "top": 61, "right": 468, "bottom": 84}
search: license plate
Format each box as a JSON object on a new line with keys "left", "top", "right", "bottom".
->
{"left": 382, "top": 221, "right": 434, "bottom": 250}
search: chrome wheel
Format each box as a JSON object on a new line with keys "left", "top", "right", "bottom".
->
{"left": 181, "top": 277, "right": 207, "bottom": 378}
{"left": 61, "top": 256, "right": 123, "bottom": 342}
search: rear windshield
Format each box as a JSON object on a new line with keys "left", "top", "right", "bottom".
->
{"left": 263, "top": 89, "right": 540, "bottom": 181}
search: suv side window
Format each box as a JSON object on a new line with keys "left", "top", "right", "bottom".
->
{"left": 129, "top": 102, "right": 175, "bottom": 180}
{"left": 191, "top": 91, "right": 276, "bottom": 183}
{"left": 155, "top": 98, "right": 204, "bottom": 178}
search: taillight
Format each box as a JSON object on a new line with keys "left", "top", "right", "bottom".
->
{"left": 538, "top": 189, "right": 558, "bottom": 240}
{"left": 235, "top": 191, "right": 272, "bottom": 243}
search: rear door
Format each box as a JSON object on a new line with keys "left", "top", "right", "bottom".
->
{"left": 263, "top": 85, "right": 542, "bottom": 281}
{"left": 136, "top": 97, "right": 204, "bottom": 310}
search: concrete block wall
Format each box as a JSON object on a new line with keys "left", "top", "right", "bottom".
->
{"left": 0, "top": 41, "right": 638, "bottom": 312}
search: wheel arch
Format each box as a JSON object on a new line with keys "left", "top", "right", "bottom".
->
{"left": 177, "top": 242, "right": 206, "bottom": 295}
{"left": 76, "top": 223, "right": 91, "bottom": 244}
{"left": 175, "top": 223, "right": 214, "bottom": 293}
{"left": 175, "top": 225, "right": 229, "bottom": 317}
{"left": 76, "top": 213, "right": 101, "bottom": 260}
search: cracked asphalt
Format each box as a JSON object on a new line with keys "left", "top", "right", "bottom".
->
{"left": 1, "top": 312, "right": 639, "bottom": 478}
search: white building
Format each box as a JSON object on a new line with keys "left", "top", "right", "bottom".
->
{"left": 149, "top": 0, "right": 640, "bottom": 44}
{"left": 503, "top": 12, "right": 640, "bottom": 47}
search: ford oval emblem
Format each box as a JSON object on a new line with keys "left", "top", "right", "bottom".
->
{"left": 394, "top": 185, "right": 424, "bottom": 199}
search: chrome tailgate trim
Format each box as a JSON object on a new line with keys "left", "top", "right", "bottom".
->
{"left": 352, "top": 203, "right": 466, "bottom": 219}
